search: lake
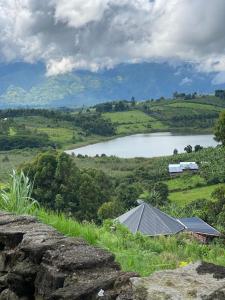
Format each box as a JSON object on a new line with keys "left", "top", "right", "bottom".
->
{"left": 65, "top": 132, "right": 218, "bottom": 158}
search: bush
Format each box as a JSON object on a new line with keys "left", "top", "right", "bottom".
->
{"left": 0, "top": 170, "right": 38, "bottom": 215}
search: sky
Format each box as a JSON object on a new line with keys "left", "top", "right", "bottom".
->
{"left": 1, "top": 0, "right": 225, "bottom": 81}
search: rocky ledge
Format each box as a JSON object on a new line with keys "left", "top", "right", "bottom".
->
{"left": 132, "top": 261, "right": 225, "bottom": 300}
{"left": 0, "top": 212, "right": 136, "bottom": 300}
{"left": 0, "top": 212, "right": 225, "bottom": 300}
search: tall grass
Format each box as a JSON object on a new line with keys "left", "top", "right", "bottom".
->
{"left": 37, "top": 211, "right": 225, "bottom": 276}
{"left": 0, "top": 170, "right": 38, "bottom": 215}
{"left": 0, "top": 172, "right": 224, "bottom": 276}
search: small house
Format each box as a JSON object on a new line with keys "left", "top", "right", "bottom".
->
{"left": 116, "top": 202, "right": 221, "bottom": 242}
{"left": 178, "top": 217, "right": 221, "bottom": 243}
{"left": 180, "top": 162, "right": 199, "bottom": 171}
{"left": 168, "top": 164, "right": 183, "bottom": 176}
{"left": 116, "top": 202, "right": 185, "bottom": 236}
{"left": 169, "top": 162, "right": 199, "bottom": 176}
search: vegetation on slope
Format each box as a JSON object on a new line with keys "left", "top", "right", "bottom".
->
{"left": 0, "top": 101, "right": 225, "bottom": 276}
{"left": 0, "top": 94, "right": 225, "bottom": 152}
{"left": 0, "top": 170, "right": 224, "bottom": 277}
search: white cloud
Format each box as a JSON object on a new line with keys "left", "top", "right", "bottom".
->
{"left": 180, "top": 77, "right": 193, "bottom": 86}
{"left": 212, "top": 72, "right": 225, "bottom": 85}
{"left": 1, "top": 0, "right": 225, "bottom": 75}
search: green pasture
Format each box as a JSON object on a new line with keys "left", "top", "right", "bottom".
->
{"left": 169, "top": 183, "right": 224, "bottom": 207}
{"left": 165, "top": 175, "right": 206, "bottom": 192}
{"left": 103, "top": 110, "right": 167, "bottom": 134}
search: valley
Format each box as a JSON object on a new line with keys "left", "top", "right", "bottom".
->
{"left": 0, "top": 96, "right": 225, "bottom": 278}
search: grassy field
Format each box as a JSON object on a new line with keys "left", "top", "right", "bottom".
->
{"left": 39, "top": 211, "right": 225, "bottom": 276}
{"left": 167, "top": 102, "right": 223, "bottom": 111}
{"left": 103, "top": 110, "right": 167, "bottom": 134}
{"left": 15, "top": 116, "right": 85, "bottom": 148}
{"left": 169, "top": 184, "right": 224, "bottom": 206}
{"left": 0, "top": 149, "right": 39, "bottom": 182}
{"left": 165, "top": 175, "right": 206, "bottom": 192}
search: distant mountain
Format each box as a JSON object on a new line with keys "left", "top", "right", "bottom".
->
{"left": 0, "top": 62, "right": 224, "bottom": 108}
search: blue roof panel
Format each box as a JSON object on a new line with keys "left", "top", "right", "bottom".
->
{"left": 178, "top": 217, "right": 220, "bottom": 236}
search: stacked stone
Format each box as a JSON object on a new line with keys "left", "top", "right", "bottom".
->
{"left": 0, "top": 212, "right": 135, "bottom": 300}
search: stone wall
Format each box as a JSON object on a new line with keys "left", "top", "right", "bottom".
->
{"left": 131, "top": 261, "right": 225, "bottom": 299}
{"left": 0, "top": 211, "right": 225, "bottom": 300}
{"left": 0, "top": 212, "right": 136, "bottom": 300}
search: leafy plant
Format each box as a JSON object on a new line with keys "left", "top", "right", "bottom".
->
{"left": 0, "top": 170, "right": 38, "bottom": 215}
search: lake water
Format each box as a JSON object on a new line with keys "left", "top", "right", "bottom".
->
{"left": 65, "top": 132, "right": 218, "bottom": 158}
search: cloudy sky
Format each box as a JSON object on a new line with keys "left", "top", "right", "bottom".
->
{"left": 1, "top": 0, "right": 225, "bottom": 78}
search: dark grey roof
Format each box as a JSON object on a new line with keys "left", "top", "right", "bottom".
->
{"left": 116, "top": 202, "right": 185, "bottom": 236}
{"left": 178, "top": 217, "right": 221, "bottom": 236}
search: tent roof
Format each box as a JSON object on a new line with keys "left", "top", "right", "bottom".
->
{"left": 180, "top": 162, "right": 199, "bottom": 170}
{"left": 178, "top": 217, "right": 221, "bottom": 236}
{"left": 116, "top": 202, "right": 185, "bottom": 236}
{"left": 169, "top": 164, "right": 183, "bottom": 173}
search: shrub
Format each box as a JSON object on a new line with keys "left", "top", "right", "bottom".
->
{"left": 0, "top": 170, "right": 38, "bottom": 215}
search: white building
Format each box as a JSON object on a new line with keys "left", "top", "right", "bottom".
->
{"left": 169, "top": 162, "right": 199, "bottom": 175}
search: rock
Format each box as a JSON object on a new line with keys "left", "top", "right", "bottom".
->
{"left": 1, "top": 211, "right": 225, "bottom": 300}
{"left": 131, "top": 261, "right": 225, "bottom": 300}
{"left": 0, "top": 212, "right": 135, "bottom": 299}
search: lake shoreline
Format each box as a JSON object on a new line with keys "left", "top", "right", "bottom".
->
{"left": 64, "top": 128, "right": 213, "bottom": 152}
{"left": 65, "top": 132, "right": 217, "bottom": 158}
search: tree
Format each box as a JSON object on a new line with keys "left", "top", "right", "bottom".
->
{"left": 184, "top": 145, "right": 192, "bottom": 153}
{"left": 22, "top": 151, "right": 113, "bottom": 221}
{"left": 194, "top": 145, "right": 203, "bottom": 152}
{"left": 145, "top": 190, "right": 161, "bottom": 207}
{"left": 173, "top": 148, "right": 178, "bottom": 155}
{"left": 208, "top": 186, "right": 225, "bottom": 231}
{"left": 131, "top": 97, "right": 136, "bottom": 107}
{"left": 116, "top": 183, "right": 142, "bottom": 209}
{"left": 146, "top": 182, "right": 169, "bottom": 207}
{"left": 154, "top": 182, "right": 169, "bottom": 203}
{"left": 214, "top": 110, "right": 225, "bottom": 145}
{"left": 114, "top": 101, "right": 128, "bottom": 112}
{"left": 98, "top": 199, "right": 123, "bottom": 220}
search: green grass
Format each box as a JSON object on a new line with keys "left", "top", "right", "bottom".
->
{"left": 14, "top": 116, "right": 85, "bottom": 148}
{"left": 167, "top": 102, "right": 223, "bottom": 111}
{"left": 0, "top": 149, "right": 39, "bottom": 182}
{"left": 103, "top": 110, "right": 152, "bottom": 124}
{"left": 169, "top": 184, "right": 225, "bottom": 207}
{"left": 0, "top": 169, "right": 225, "bottom": 277}
{"left": 37, "top": 127, "right": 75, "bottom": 145}
{"left": 103, "top": 110, "right": 167, "bottom": 134}
{"left": 165, "top": 175, "right": 207, "bottom": 192}
{"left": 22, "top": 209, "right": 225, "bottom": 276}
{"left": 0, "top": 170, "right": 38, "bottom": 215}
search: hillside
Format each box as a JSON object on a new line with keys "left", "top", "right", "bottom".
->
{"left": 0, "top": 98, "right": 224, "bottom": 184}
{"left": 0, "top": 109, "right": 225, "bottom": 280}
{"left": 1, "top": 62, "right": 225, "bottom": 108}
{"left": 0, "top": 96, "right": 224, "bottom": 158}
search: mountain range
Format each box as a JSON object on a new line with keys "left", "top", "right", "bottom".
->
{"left": 0, "top": 62, "right": 224, "bottom": 108}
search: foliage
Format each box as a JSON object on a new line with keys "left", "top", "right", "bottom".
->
{"left": 98, "top": 199, "right": 123, "bottom": 220}
{"left": 194, "top": 145, "right": 203, "bottom": 152}
{"left": 214, "top": 110, "right": 225, "bottom": 145}
{"left": 0, "top": 135, "right": 52, "bottom": 150}
{"left": 115, "top": 183, "right": 142, "bottom": 209}
{"left": 145, "top": 182, "right": 169, "bottom": 207}
{"left": 154, "top": 182, "right": 169, "bottom": 202}
{"left": 22, "top": 151, "right": 113, "bottom": 221}
{"left": 184, "top": 145, "right": 193, "bottom": 153}
{"left": 173, "top": 148, "right": 178, "bottom": 155}
{"left": 145, "top": 190, "right": 162, "bottom": 207}
{"left": 168, "top": 184, "right": 224, "bottom": 207}
{"left": 207, "top": 186, "right": 225, "bottom": 231}
{"left": 38, "top": 213, "right": 225, "bottom": 276}
{"left": 0, "top": 170, "right": 38, "bottom": 215}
